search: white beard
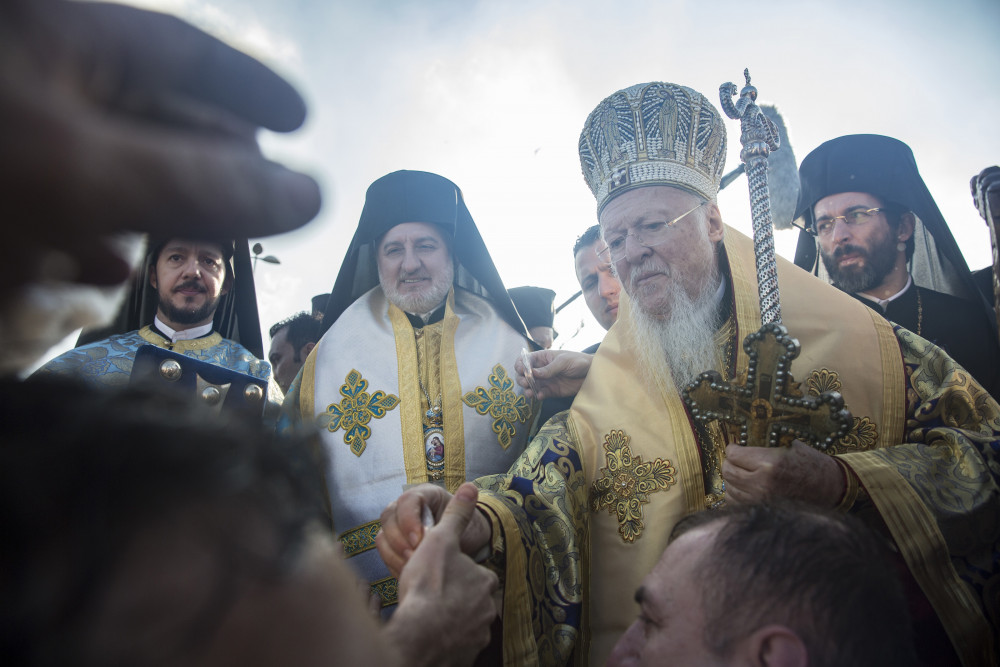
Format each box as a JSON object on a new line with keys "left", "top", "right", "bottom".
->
{"left": 628, "top": 261, "right": 722, "bottom": 393}
{"left": 379, "top": 262, "right": 454, "bottom": 315}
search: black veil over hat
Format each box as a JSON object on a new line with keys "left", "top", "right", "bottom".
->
{"left": 75, "top": 238, "right": 265, "bottom": 358}
{"left": 321, "top": 170, "right": 526, "bottom": 337}
{"left": 792, "top": 134, "right": 992, "bottom": 319}
{"left": 509, "top": 286, "right": 557, "bottom": 332}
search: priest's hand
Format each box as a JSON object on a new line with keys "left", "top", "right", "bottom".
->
{"left": 721, "top": 441, "right": 846, "bottom": 508}
{"left": 386, "top": 483, "right": 499, "bottom": 667}
{"left": 377, "top": 483, "right": 492, "bottom": 577}
{"left": 515, "top": 349, "right": 594, "bottom": 400}
{"left": 0, "top": 0, "right": 321, "bottom": 293}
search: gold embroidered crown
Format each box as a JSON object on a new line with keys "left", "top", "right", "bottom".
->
{"left": 578, "top": 82, "right": 728, "bottom": 214}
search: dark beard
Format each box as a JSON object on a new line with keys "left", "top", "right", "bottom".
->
{"left": 157, "top": 280, "right": 220, "bottom": 326}
{"left": 821, "top": 235, "right": 898, "bottom": 294}
{"left": 159, "top": 298, "right": 217, "bottom": 326}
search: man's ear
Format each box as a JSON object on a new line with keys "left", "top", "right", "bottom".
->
{"left": 220, "top": 273, "right": 233, "bottom": 296}
{"left": 148, "top": 265, "right": 157, "bottom": 290}
{"left": 743, "top": 625, "right": 808, "bottom": 667}
{"left": 300, "top": 341, "right": 316, "bottom": 358}
{"left": 898, "top": 211, "right": 915, "bottom": 243}
{"left": 705, "top": 201, "right": 725, "bottom": 243}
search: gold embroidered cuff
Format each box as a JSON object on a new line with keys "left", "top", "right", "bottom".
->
{"left": 833, "top": 456, "right": 859, "bottom": 512}
{"left": 339, "top": 519, "right": 381, "bottom": 557}
{"left": 475, "top": 503, "right": 506, "bottom": 584}
{"left": 370, "top": 575, "right": 399, "bottom": 608}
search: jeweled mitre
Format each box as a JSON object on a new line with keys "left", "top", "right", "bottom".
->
{"left": 579, "top": 82, "right": 728, "bottom": 213}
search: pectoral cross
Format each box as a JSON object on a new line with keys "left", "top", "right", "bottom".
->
{"left": 683, "top": 323, "right": 852, "bottom": 450}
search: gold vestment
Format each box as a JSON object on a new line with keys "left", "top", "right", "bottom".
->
{"left": 476, "top": 226, "right": 999, "bottom": 667}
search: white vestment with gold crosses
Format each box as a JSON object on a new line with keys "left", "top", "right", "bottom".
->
{"left": 285, "top": 285, "right": 536, "bottom": 609}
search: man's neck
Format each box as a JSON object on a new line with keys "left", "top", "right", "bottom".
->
{"left": 404, "top": 300, "right": 447, "bottom": 327}
{"left": 856, "top": 256, "right": 910, "bottom": 301}
{"left": 856, "top": 274, "right": 913, "bottom": 312}
{"left": 153, "top": 314, "right": 214, "bottom": 342}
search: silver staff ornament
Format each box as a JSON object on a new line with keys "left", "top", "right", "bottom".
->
{"left": 682, "top": 69, "right": 852, "bottom": 451}
{"left": 720, "top": 69, "right": 782, "bottom": 325}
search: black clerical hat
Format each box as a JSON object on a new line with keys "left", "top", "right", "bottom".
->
{"left": 792, "top": 134, "right": 991, "bottom": 325}
{"left": 509, "top": 286, "right": 557, "bottom": 331}
{"left": 322, "top": 170, "right": 526, "bottom": 337}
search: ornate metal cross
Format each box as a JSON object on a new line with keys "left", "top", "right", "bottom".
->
{"left": 682, "top": 70, "right": 852, "bottom": 449}
{"left": 683, "top": 323, "right": 851, "bottom": 450}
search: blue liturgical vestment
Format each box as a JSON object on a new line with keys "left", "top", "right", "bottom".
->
{"left": 34, "top": 326, "right": 270, "bottom": 387}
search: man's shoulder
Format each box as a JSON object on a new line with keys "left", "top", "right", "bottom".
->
{"left": 327, "top": 286, "right": 386, "bottom": 328}
{"left": 915, "top": 285, "right": 982, "bottom": 312}
{"left": 205, "top": 336, "right": 270, "bottom": 379}
{"left": 53, "top": 329, "right": 144, "bottom": 360}
{"left": 32, "top": 330, "right": 144, "bottom": 382}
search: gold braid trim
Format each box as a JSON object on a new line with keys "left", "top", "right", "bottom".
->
{"left": 338, "top": 519, "right": 381, "bottom": 557}
{"left": 388, "top": 303, "right": 427, "bottom": 485}
{"left": 831, "top": 456, "right": 859, "bottom": 512}
{"left": 440, "top": 291, "right": 466, "bottom": 492}
{"left": 723, "top": 238, "right": 761, "bottom": 358}
{"left": 866, "top": 309, "right": 905, "bottom": 447}
{"left": 370, "top": 576, "right": 399, "bottom": 608}
{"left": 846, "top": 451, "right": 996, "bottom": 667}
{"left": 138, "top": 326, "right": 224, "bottom": 352}
{"left": 476, "top": 494, "right": 539, "bottom": 667}
{"left": 293, "top": 341, "right": 331, "bottom": 524}
{"left": 565, "top": 417, "right": 592, "bottom": 667}
{"left": 300, "top": 338, "right": 317, "bottom": 423}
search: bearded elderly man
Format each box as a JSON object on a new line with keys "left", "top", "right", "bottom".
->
{"left": 378, "top": 83, "right": 1000, "bottom": 667}
{"left": 280, "top": 170, "right": 537, "bottom": 614}
{"left": 35, "top": 237, "right": 269, "bottom": 386}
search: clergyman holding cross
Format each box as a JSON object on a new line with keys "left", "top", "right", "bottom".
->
{"left": 378, "top": 81, "right": 999, "bottom": 667}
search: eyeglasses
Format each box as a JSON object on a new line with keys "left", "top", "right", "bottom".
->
{"left": 598, "top": 201, "right": 707, "bottom": 262}
{"left": 811, "top": 208, "right": 888, "bottom": 238}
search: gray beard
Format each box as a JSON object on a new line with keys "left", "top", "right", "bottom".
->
{"left": 379, "top": 262, "right": 454, "bottom": 315}
{"left": 628, "top": 267, "right": 723, "bottom": 393}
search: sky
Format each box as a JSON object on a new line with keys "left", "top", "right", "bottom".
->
{"left": 63, "top": 0, "right": 1000, "bottom": 354}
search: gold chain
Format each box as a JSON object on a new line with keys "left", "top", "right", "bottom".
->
{"left": 916, "top": 289, "right": 922, "bottom": 337}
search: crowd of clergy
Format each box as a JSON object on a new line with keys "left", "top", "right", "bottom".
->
{"left": 3, "top": 1, "right": 999, "bottom": 666}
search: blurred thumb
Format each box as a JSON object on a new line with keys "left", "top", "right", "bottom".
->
{"left": 434, "top": 482, "right": 478, "bottom": 537}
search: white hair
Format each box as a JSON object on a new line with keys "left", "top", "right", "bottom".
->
{"left": 626, "top": 221, "right": 724, "bottom": 391}
{"left": 379, "top": 260, "right": 454, "bottom": 315}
